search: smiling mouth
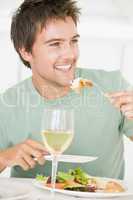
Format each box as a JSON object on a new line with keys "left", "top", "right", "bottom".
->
{"left": 55, "top": 64, "right": 72, "bottom": 72}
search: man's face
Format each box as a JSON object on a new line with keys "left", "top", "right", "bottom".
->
{"left": 25, "top": 17, "right": 79, "bottom": 87}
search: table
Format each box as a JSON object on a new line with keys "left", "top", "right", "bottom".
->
{"left": 0, "top": 177, "right": 133, "bottom": 200}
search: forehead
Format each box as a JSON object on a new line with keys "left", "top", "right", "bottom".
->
{"left": 37, "top": 17, "right": 78, "bottom": 40}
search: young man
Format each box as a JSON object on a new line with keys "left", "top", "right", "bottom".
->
{"left": 0, "top": 0, "right": 133, "bottom": 179}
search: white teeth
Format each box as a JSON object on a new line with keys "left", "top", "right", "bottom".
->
{"left": 55, "top": 65, "right": 71, "bottom": 70}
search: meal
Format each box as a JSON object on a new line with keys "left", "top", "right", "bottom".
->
{"left": 104, "top": 181, "right": 125, "bottom": 193}
{"left": 36, "top": 168, "right": 125, "bottom": 193}
{"left": 70, "top": 78, "right": 93, "bottom": 93}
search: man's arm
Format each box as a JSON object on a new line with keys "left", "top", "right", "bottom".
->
{"left": 0, "top": 153, "right": 6, "bottom": 172}
{"left": 106, "top": 91, "right": 133, "bottom": 120}
{"left": 0, "top": 139, "right": 48, "bottom": 172}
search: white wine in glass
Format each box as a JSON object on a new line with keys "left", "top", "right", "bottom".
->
{"left": 42, "top": 130, "right": 73, "bottom": 155}
{"left": 41, "top": 108, "right": 74, "bottom": 191}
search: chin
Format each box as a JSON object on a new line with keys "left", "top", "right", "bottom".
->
{"left": 60, "top": 82, "right": 70, "bottom": 87}
{"left": 57, "top": 74, "right": 74, "bottom": 87}
{"left": 62, "top": 77, "right": 73, "bottom": 86}
{"left": 57, "top": 80, "right": 70, "bottom": 88}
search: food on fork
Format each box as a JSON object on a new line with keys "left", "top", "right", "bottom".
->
{"left": 70, "top": 77, "right": 93, "bottom": 93}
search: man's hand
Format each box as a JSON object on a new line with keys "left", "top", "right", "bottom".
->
{"left": 106, "top": 91, "right": 133, "bottom": 120}
{"left": 0, "top": 139, "right": 48, "bottom": 171}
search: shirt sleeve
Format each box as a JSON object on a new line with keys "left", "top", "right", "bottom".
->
{"left": 121, "top": 117, "right": 133, "bottom": 138}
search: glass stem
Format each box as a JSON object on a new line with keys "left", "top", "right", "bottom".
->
{"left": 51, "top": 154, "right": 58, "bottom": 190}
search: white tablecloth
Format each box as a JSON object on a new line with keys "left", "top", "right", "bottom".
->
{"left": 0, "top": 177, "right": 133, "bottom": 200}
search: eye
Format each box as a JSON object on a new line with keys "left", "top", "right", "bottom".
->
{"left": 71, "top": 39, "right": 79, "bottom": 44}
{"left": 49, "top": 42, "right": 60, "bottom": 47}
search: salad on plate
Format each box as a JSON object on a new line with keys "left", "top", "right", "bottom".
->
{"left": 36, "top": 167, "right": 125, "bottom": 193}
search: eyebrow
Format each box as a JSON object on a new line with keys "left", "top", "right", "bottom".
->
{"left": 44, "top": 34, "right": 80, "bottom": 44}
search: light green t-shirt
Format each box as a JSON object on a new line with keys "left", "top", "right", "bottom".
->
{"left": 0, "top": 68, "right": 133, "bottom": 179}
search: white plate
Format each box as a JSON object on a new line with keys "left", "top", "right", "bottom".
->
{"left": 34, "top": 177, "right": 133, "bottom": 199}
{"left": 45, "top": 154, "right": 98, "bottom": 163}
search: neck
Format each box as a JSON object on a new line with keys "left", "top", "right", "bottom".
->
{"left": 32, "top": 75, "right": 70, "bottom": 100}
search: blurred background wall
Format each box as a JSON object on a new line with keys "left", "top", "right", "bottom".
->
{"left": 0, "top": 0, "right": 133, "bottom": 181}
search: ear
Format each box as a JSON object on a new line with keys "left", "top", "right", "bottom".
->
{"left": 19, "top": 47, "right": 32, "bottom": 63}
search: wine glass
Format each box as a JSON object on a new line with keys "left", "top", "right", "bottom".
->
{"left": 41, "top": 108, "right": 74, "bottom": 191}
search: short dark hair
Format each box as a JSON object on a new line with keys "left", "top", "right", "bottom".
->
{"left": 11, "top": 0, "right": 80, "bottom": 68}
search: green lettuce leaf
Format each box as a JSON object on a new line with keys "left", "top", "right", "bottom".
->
{"left": 69, "top": 168, "right": 90, "bottom": 185}
{"left": 36, "top": 174, "right": 47, "bottom": 182}
{"left": 57, "top": 171, "right": 74, "bottom": 182}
